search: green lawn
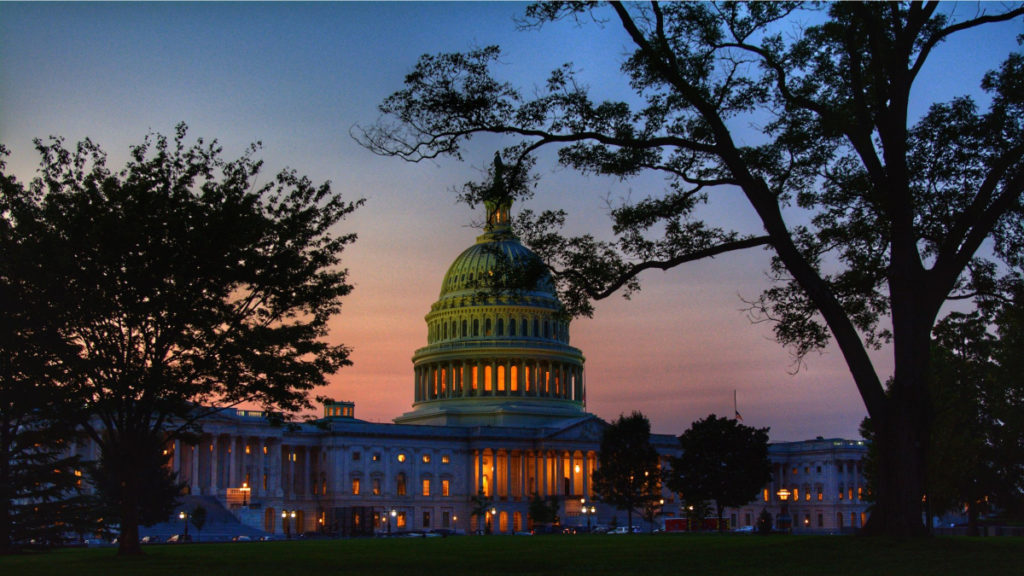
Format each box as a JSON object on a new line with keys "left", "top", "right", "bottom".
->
{"left": 2, "top": 534, "right": 1021, "bottom": 576}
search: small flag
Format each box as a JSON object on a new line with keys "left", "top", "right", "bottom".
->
{"left": 734, "top": 390, "right": 742, "bottom": 421}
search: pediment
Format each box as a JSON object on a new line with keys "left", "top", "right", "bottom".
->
{"left": 542, "top": 415, "right": 607, "bottom": 443}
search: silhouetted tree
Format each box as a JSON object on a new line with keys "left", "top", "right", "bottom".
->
{"left": 2, "top": 124, "right": 362, "bottom": 555}
{"left": 527, "top": 492, "right": 559, "bottom": 529}
{"left": 1, "top": 147, "right": 95, "bottom": 553}
{"left": 191, "top": 505, "right": 207, "bottom": 541}
{"left": 592, "top": 412, "right": 661, "bottom": 533}
{"left": 357, "top": 2, "right": 1024, "bottom": 536}
{"left": 666, "top": 414, "right": 771, "bottom": 532}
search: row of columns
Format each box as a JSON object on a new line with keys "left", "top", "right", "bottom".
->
{"left": 473, "top": 448, "right": 595, "bottom": 501}
{"left": 415, "top": 359, "right": 584, "bottom": 402}
{"left": 172, "top": 435, "right": 325, "bottom": 500}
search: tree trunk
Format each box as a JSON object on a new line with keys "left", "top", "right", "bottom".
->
{"left": 861, "top": 393, "right": 930, "bottom": 537}
{"left": 967, "top": 502, "right": 980, "bottom": 537}
{"left": 116, "top": 468, "right": 144, "bottom": 556}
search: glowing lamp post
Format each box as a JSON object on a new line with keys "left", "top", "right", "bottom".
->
{"left": 389, "top": 508, "right": 396, "bottom": 535}
{"left": 581, "top": 498, "right": 596, "bottom": 532}
{"left": 240, "top": 481, "right": 250, "bottom": 508}
{"left": 178, "top": 510, "right": 189, "bottom": 540}
{"left": 282, "top": 510, "right": 297, "bottom": 539}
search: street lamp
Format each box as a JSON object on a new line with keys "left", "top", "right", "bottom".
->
{"left": 282, "top": 509, "right": 297, "bottom": 539}
{"left": 178, "top": 510, "right": 189, "bottom": 540}
{"left": 776, "top": 488, "right": 792, "bottom": 533}
{"left": 580, "top": 499, "right": 596, "bottom": 532}
{"left": 240, "top": 481, "right": 250, "bottom": 508}
{"left": 487, "top": 507, "right": 497, "bottom": 535}
{"left": 389, "top": 508, "right": 396, "bottom": 535}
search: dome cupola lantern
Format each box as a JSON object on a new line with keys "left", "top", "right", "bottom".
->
{"left": 484, "top": 152, "right": 512, "bottom": 234}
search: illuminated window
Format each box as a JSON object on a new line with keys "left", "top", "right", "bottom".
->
{"left": 352, "top": 478, "right": 360, "bottom": 495}
{"left": 290, "top": 452, "right": 297, "bottom": 462}
{"left": 263, "top": 473, "right": 268, "bottom": 491}
{"left": 763, "top": 489, "right": 769, "bottom": 502}
{"left": 442, "top": 479, "right": 450, "bottom": 497}
{"left": 857, "top": 487, "right": 863, "bottom": 500}
{"left": 397, "top": 473, "right": 407, "bottom": 496}
{"left": 817, "top": 489, "right": 823, "bottom": 501}
{"left": 792, "top": 467, "right": 798, "bottom": 475}
{"left": 245, "top": 445, "right": 251, "bottom": 455}
{"left": 372, "top": 478, "right": 381, "bottom": 496}
{"left": 397, "top": 511, "right": 407, "bottom": 529}
{"left": 793, "top": 488, "right": 799, "bottom": 500}
{"left": 422, "top": 454, "right": 431, "bottom": 464}
{"left": 422, "top": 479, "right": 431, "bottom": 496}
{"left": 442, "top": 454, "right": 450, "bottom": 464}
{"left": 263, "top": 445, "right": 268, "bottom": 455}
{"left": 397, "top": 453, "right": 406, "bottom": 463}
{"left": 372, "top": 453, "right": 381, "bottom": 462}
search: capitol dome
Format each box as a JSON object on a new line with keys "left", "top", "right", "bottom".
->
{"left": 395, "top": 158, "right": 586, "bottom": 427}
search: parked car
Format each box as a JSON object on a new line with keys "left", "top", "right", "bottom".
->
{"left": 167, "top": 534, "right": 193, "bottom": 543}
{"left": 232, "top": 535, "right": 251, "bottom": 542}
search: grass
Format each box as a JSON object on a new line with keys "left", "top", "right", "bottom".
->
{"left": 2, "top": 534, "right": 1022, "bottom": 576}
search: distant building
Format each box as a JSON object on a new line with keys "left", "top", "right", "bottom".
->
{"left": 67, "top": 169, "right": 868, "bottom": 536}
{"left": 727, "top": 438, "right": 871, "bottom": 533}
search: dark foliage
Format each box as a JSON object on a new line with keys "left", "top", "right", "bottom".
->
{"left": 1, "top": 124, "right": 362, "bottom": 555}
{"left": 667, "top": 414, "right": 771, "bottom": 532}
{"left": 592, "top": 412, "right": 661, "bottom": 532}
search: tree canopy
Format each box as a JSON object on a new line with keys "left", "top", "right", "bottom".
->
{"left": 0, "top": 125, "right": 361, "bottom": 554}
{"left": 357, "top": 1, "right": 1024, "bottom": 536}
{"left": 666, "top": 414, "right": 771, "bottom": 532}
{"left": 591, "top": 412, "right": 661, "bottom": 532}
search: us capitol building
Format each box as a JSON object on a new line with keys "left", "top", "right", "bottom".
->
{"left": 74, "top": 171, "right": 870, "bottom": 536}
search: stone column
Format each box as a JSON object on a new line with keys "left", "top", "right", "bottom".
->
{"left": 303, "top": 446, "right": 312, "bottom": 496}
{"left": 568, "top": 451, "right": 576, "bottom": 496}
{"left": 210, "top": 435, "right": 220, "bottom": 493}
{"left": 228, "top": 435, "right": 238, "bottom": 489}
{"left": 191, "top": 443, "right": 201, "bottom": 495}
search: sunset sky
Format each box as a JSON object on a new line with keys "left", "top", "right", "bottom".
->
{"left": 2, "top": 2, "right": 1019, "bottom": 441}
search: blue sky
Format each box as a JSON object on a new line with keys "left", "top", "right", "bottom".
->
{"left": 2, "top": 2, "right": 1020, "bottom": 440}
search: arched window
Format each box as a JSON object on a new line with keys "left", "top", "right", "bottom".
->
{"left": 485, "top": 318, "right": 492, "bottom": 335}
{"left": 462, "top": 320, "right": 468, "bottom": 337}
{"left": 497, "top": 318, "right": 504, "bottom": 336}
{"left": 473, "top": 319, "right": 480, "bottom": 337}
{"left": 509, "top": 318, "right": 516, "bottom": 336}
